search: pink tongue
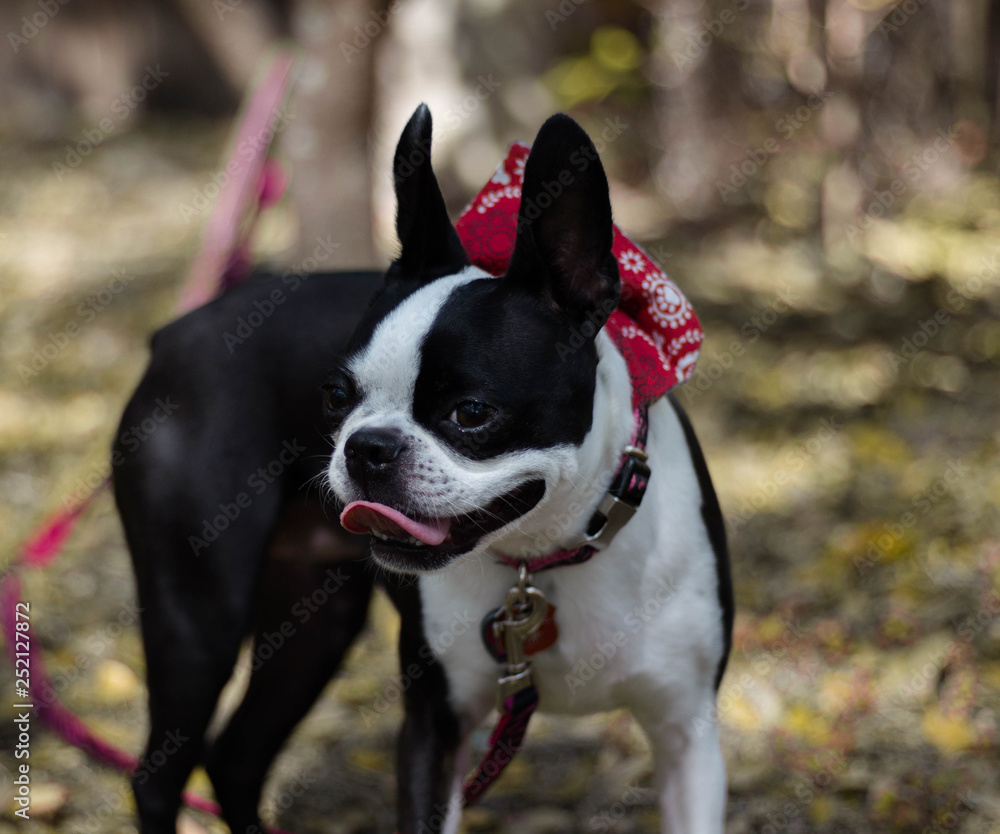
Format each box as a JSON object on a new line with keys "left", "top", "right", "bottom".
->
{"left": 340, "top": 501, "right": 451, "bottom": 546}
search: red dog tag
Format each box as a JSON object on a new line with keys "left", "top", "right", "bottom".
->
{"left": 523, "top": 602, "right": 558, "bottom": 656}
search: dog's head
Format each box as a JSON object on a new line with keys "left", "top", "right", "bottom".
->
{"left": 325, "top": 104, "right": 620, "bottom": 572}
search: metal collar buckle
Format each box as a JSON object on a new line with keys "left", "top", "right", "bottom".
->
{"left": 578, "top": 445, "right": 651, "bottom": 551}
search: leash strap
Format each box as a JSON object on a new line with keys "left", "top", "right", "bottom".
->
{"left": 462, "top": 685, "right": 539, "bottom": 805}
{"left": 178, "top": 51, "right": 296, "bottom": 309}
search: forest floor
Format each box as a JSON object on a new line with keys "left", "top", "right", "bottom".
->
{"left": 1, "top": 119, "right": 999, "bottom": 834}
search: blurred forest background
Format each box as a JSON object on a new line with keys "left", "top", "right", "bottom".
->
{"left": 1, "top": 0, "right": 1000, "bottom": 832}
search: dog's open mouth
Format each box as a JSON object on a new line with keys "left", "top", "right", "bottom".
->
{"left": 340, "top": 480, "right": 546, "bottom": 570}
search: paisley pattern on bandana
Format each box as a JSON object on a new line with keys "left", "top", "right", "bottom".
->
{"left": 454, "top": 142, "right": 702, "bottom": 408}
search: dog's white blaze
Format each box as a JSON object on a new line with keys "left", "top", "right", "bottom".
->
{"left": 328, "top": 265, "right": 518, "bottom": 514}
{"left": 347, "top": 266, "right": 490, "bottom": 412}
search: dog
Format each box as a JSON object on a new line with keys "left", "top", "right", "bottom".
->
{"left": 113, "top": 104, "right": 733, "bottom": 834}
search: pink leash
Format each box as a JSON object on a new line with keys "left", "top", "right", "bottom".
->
{"left": 1, "top": 49, "right": 297, "bottom": 833}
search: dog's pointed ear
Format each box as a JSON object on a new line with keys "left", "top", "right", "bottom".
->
{"left": 387, "top": 104, "right": 468, "bottom": 285}
{"left": 504, "top": 114, "right": 619, "bottom": 326}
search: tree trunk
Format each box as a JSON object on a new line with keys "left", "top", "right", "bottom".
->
{"left": 280, "top": 0, "right": 378, "bottom": 268}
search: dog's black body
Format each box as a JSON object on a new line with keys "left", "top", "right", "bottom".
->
{"left": 115, "top": 271, "right": 461, "bottom": 832}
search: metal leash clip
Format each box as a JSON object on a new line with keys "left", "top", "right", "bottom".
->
{"left": 494, "top": 563, "right": 547, "bottom": 707}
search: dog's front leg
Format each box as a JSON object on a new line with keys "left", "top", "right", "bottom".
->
{"left": 383, "top": 579, "right": 464, "bottom": 834}
{"left": 636, "top": 695, "right": 728, "bottom": 834}
{"left": 395, "top": 698, "right": 466, "bottom": 834}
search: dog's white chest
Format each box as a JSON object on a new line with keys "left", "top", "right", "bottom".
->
{"left": 521, "top": 561, "right": 646, "bottom": 713}
{"left": 419, "top": 558, "right": 639, "bottom": 718}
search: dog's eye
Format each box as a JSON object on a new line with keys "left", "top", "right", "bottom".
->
{"left": 327, "top": 385, "right": 350, "bottom": 410}
{"left": 322, "top": 377, "right": 356, "bottom": 417}
{"left": 450, "top": 401, "right": 497, "bottom": 429}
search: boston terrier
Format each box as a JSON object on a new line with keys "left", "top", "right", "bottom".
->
{"left": 113, "top": 104, "right": 733, "bottom": 834}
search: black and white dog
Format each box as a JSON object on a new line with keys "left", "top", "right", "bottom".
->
{"left": 113, "top": 104, "right": 732, "bottom": 834}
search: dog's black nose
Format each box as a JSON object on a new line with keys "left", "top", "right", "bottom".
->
{"left": 344, "top": 428, "right": 406, "bottom": 482}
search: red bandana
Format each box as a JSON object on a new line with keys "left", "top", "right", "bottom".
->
{"left": 455, "top": 142, "right": 702, "bottom": 407}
